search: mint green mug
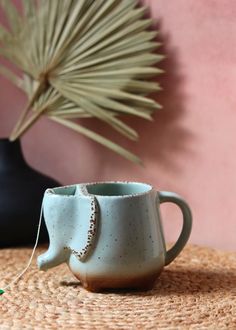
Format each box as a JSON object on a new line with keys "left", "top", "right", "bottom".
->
{"left": 38, "top": 181, "right": 192, "bottom": 292}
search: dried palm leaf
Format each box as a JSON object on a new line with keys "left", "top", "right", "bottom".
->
{"left": 0, "top": 0, "right": 163, "bottom": 163}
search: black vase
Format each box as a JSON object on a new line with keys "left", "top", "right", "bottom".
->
{"left": 0, "top": 138, "right": 60, "bottom": 247}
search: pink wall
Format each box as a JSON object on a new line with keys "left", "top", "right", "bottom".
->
{"left": 0, "top": 0, "right": 235, "bottom": 251}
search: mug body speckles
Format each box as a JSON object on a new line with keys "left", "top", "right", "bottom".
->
{"left": 69, "top": 187, "right": 165, "bottom": 291}
{"left": 37, "top": 182, "right": 192, "bottom": 292}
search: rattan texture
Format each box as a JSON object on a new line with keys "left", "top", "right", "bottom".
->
{"left": 0, "top": 245, "right": 236, "bottom": 329}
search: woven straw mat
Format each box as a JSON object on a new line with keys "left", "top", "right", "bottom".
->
{"left": 0, "top": 245, "right": 235, "bottom": 329}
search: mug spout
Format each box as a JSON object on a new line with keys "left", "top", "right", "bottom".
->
{"left": 37, "top": 248, "right": 67, "bottom": 271}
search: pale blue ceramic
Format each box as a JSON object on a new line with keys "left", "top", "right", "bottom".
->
{"left": 37, "top": 181, "right": 192, "bottom": 292}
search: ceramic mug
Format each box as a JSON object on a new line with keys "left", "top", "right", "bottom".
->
{"left": 37, "top": 181, "right": 192, "bottom": 292}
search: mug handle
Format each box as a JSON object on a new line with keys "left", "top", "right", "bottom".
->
{"left": 158, "top": 191, "right": 192, "bottom": 266}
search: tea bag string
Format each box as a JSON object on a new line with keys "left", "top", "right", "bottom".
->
{"left": 0, "top": 205, "right": 43, "bottom": 295}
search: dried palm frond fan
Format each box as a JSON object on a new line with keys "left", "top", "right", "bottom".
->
{"left": 0, "top": 0, "right": 163, "bottom": 163}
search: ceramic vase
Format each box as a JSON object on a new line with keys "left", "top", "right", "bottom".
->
{"left": 0, "top": 138, "right": 60, "bottom": 247}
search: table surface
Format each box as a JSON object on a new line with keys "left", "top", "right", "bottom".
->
{"left": 0, "top": 244, "right": 236, "bottom": 329}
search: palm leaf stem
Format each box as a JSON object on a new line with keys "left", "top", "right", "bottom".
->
{"left": 10, "top": 79, "right": 47, "bottom": 140}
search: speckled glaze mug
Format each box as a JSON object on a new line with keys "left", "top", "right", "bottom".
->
{"left": 37, "top": 181, "right": 192, "bottom": 292}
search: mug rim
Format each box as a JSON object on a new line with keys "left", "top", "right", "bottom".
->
{"left": 46, "top": 181, "right": 155, "bottom": 198}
